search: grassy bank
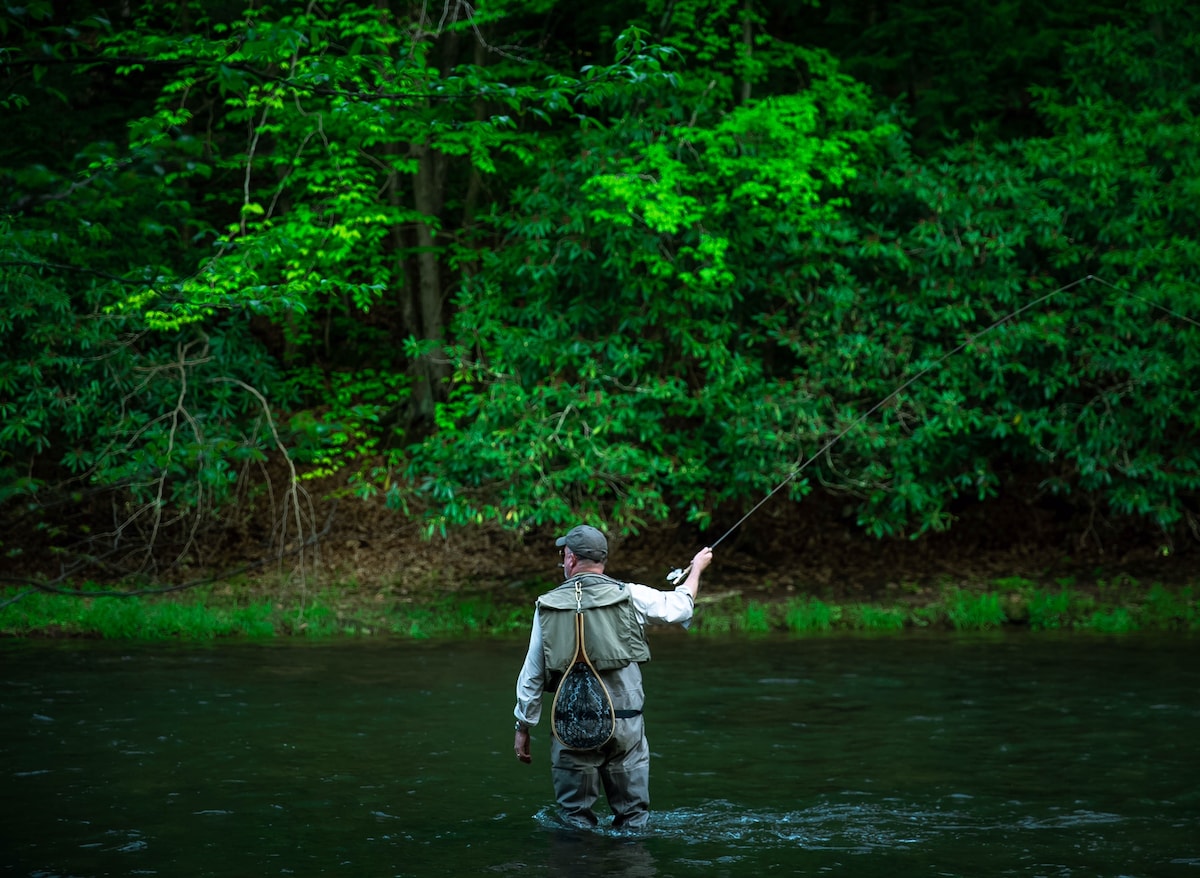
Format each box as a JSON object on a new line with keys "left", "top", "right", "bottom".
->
{"left": 696, "top": 579, "right": 1198, "bottom": 636}
{"left": 0, "top": 585, "right": 531, "bottom": 640}
{"left": 1, "top": 576, "right": 1197, "bottom": 640}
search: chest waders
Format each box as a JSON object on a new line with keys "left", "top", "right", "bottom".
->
{"left": 550, "top": 579, "right": 616, "bottom": 750}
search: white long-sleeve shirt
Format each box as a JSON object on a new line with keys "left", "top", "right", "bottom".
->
{"left": 514, "top": 582, "right": 695, "bottom": 728}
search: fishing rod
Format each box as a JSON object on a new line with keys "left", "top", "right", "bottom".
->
{"left": 665, "top": 272, "right": 1191, "bottom": 585}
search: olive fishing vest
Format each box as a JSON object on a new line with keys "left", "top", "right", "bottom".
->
{"left": 537, "top": 574, "right": 651, "bottom": 684}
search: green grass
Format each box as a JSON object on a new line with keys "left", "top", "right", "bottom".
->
{"left": 1024, "top": 587, "right": 1075, "bottom": 630}
{"left": 1082, "top": 606, "right": 1137, "bottom": 634}
{"left": 783, "top": 598, "right": 836, "bottom": 634}
{"left": 386, "top": 598, "right": 529, "bottom": 639}
{"left": 0, "top": 584, "right": 529, "bottom": 640}
{"left": 1141, "top": 583, "right": 1197, "bottom": 629}
{"left": 844, "top": 604, "right": 907, "bottom": 631}
{"left": 945, "top": 589, "right": 1007, "bottom": 631}
{"left": 0, "top": 586, "right": 279, "bottom": 640}
{"left": 3, "top": 578, "right": 1197, "bottom": 640}
{"left": 741, "top": 602, "right": 772, "bottom": 634}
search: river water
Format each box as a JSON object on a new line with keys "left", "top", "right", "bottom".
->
{"left": 2, "top": 632, "right": 1197, "bottom": 877}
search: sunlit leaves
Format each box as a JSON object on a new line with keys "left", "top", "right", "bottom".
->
{"left": 403, "top": 28, "right": 890, "bottom": 536}
{"left": 3, "top": 0, "right": 1198, "bottom": 561}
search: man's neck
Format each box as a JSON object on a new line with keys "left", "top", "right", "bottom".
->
{"left": 566, "top": 562, "right": 606, "bottom": 580}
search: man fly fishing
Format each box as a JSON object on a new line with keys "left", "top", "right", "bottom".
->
{"left": 512, "top": 524, "right": 713, "bottom": 829}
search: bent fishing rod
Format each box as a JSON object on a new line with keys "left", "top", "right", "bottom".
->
{"left": 666, "top": 272, "right": 1188, "bottom": 585}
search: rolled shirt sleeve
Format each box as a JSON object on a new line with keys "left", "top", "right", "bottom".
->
{"left": 629, "top": 582, "right": 695, "bottom": 627}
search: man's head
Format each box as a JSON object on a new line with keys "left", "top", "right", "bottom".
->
{"left": 556, "top": 524, "right": 608, "bottom": 565}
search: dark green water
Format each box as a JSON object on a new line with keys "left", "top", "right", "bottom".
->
{"left": 2, "top": 633, "right": 1197, "bottom": 877}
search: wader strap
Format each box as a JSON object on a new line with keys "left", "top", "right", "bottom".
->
{"left": 614, "top": 709, "right": 642, "bottom": 719}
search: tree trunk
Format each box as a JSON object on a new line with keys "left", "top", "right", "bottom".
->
{"left": 739, "top": 0, "right": 753, "bottom": 104}
{"left": 408, "top": 139, "right": 447, "bottom": 426}
{"left": 400, "top": 1, "right": 464, "bottom": 428}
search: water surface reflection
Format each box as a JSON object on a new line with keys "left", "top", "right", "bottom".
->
{"left": 1, "top": 633, "right": 1197, "bottom": 877}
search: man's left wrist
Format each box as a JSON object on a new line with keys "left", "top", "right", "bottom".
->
{"left": 515, "top": 720, "right": 529, "bottom": 732}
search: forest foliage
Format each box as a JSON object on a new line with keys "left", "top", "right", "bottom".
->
{"left": 1, "top": 0, "right": 1198, "bottom": 584}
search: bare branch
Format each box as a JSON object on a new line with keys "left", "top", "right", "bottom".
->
{"left": 213, "top": 376, "right": 320, "bottom": 591}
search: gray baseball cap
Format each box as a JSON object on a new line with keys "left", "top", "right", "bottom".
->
{"left": 555, "top": 524, "right": 608, "bottom": 562}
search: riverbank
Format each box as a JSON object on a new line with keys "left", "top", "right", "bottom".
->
{"left": 4, "top": 493, "right": 1197, "bottom": 640}
{"left": 1, "top": 574, "right": 1196, "bottom": 639}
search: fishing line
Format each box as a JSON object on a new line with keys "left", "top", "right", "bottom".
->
{"left": 666, "top": 272, "right": 1195, "bottom": 583}
{"left": 1088, "top": 274, "right": 1200, "bottom": 330}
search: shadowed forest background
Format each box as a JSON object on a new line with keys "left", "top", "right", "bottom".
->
{"left": 1, "top": 0, "right": 1198, "bottom": 612}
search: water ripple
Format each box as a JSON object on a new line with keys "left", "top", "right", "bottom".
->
{"left": 532, "top": 799, "right": 952, "bottom": 851}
